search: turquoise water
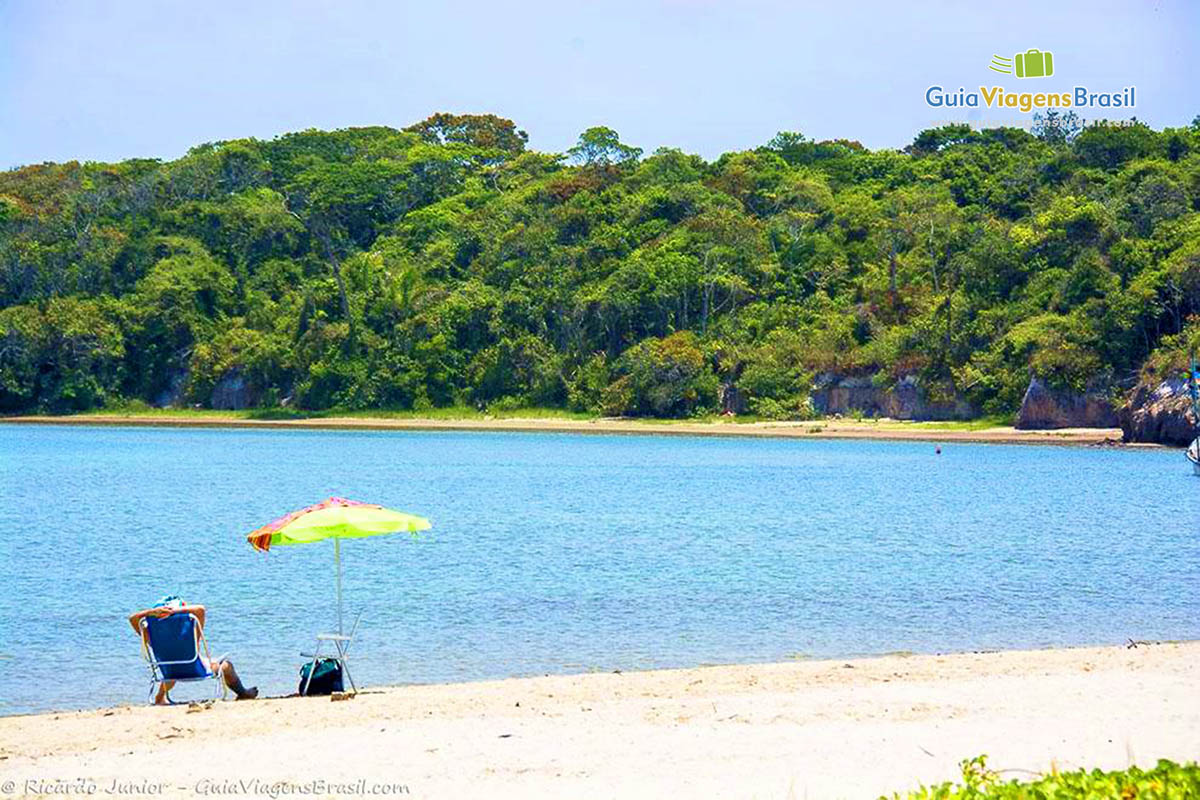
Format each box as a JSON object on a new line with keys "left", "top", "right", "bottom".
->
{"left": 1, "top": 425, "right": 1197, "bottom": 716}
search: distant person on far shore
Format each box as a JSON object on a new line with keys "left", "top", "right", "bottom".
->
{"left": 129, "top": 597, "right": 258, "bottom": 703}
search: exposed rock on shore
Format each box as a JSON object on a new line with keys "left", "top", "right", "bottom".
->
{"left": 1119, "top": 376, "right": 1197, "bottom": 446}
{"left": 809, "top": 373, "right": 975, "bottom": 421}
{"left": 210, "top": 369, "right": 257, "bottom": 410}
{"left": 1015, "top": 377, "right": 1118, "bottom": 429}
{"left": 153, "top": 370, "right": 189, "bottom": 408}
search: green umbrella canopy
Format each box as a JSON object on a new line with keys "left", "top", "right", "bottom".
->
{"left": 247, "top": 497, "right": 431, "bottom": 634}
{"left": 247, "top": 497, "right": 431, "bottom": 551}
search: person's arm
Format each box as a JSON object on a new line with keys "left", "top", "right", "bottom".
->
{"left": 128, "top": 604, "right": 206, "bottom": 636}
{"left": 186, "top": 605, "right": 206, "bottom": 630}
{"left": 128, "top": 607, "right": 166, "bottom": 635}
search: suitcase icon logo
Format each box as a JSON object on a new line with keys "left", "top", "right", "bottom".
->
{"left": 989, "top": 49, "right": 1054, "bottom": 79}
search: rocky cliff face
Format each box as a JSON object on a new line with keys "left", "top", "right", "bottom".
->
{"left": 809, "top": 373, "right": 975, "bottom": 421}
{"left": 1014, "top": 378, "right": 1118, "bottom": 429}
{"left": 153, "top": 370, "right": 189, "bottom": 408}
{"left": 1118, "top": 376, "right": 1198, "bottom": 446}
{"left": 720, "top": 382, "right": 746, "bottom": 415}
{"left": 210, "top": 369, "right": 257, "bottom": 410}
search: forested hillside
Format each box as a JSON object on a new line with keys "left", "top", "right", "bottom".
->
{"left": 1, "top": 112, "right": 1198, "bottom": 421}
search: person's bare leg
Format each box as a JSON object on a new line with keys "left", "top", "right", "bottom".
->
{"left": 216, "top": 659, "right": 258, "bottom": 699}
{"left": 154, "top": 680, "right": 174, "bottom": 705}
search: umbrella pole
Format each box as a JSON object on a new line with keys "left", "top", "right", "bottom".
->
{"left": 334, "top": 537, "right": 344, "bottom": 636}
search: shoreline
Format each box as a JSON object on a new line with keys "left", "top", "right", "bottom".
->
{"left": 2, "top": 641, "right": 1195, "bottom": 798}
{"left": 0, "top": 638, "right": 1185, "bottom": 721}
{"left": 0, "top": 412, "right": 1134, "bottom": 446}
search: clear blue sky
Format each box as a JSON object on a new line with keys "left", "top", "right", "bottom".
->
{"left": 1, "top": 0, "right": 1195, "bottom": 168}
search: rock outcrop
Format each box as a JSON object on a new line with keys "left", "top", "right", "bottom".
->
{"left": 720, "top": 382, "right": 746, "bottom": 415}
{"left": 210, "top": 369, "right": 257, "bottom": 410}
{"left": 1118, "top": 376, "right": 1197, "bottom": 446}
{"left": 809, "top": 373, "right": 975, "bottom": 421}
{"left": 153, "top": 370, "right": 189, "bottom": 408}
{"left": 1015, "top": 377, "right": 1118, "bottom": 429}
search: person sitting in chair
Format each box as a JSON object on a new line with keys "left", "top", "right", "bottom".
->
{"left": 129, "top": 597, "right": 258, "bottom": 703}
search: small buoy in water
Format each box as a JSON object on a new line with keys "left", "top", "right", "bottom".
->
{"left": 935, "top": 446, "right": 942, "bottom": 455}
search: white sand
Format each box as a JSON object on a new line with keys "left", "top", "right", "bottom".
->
{"left": 1, "top": 642, "right": 1196, "bottom": 799}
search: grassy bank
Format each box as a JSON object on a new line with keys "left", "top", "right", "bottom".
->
{"left": 5, "top": 401, "right": 1013, "bottom": 427}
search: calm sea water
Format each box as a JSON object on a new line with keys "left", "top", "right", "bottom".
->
{"left": 0, "top": 425, "right": 1196, "bottom": 716}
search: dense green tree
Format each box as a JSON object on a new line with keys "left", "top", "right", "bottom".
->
{"left": 566, "top": 127, "right": 643, "bottom": 167}
{"left": 405, "top": 112, "right": 529, "bottom": 156}
{"left": 607, "top": 331, "right": 717, "bottom": 417}
{"left": 0, "top": 116, "right": 1196, "bottom": 419}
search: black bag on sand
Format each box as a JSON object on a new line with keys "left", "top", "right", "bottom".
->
{"left": 299, "top": 658, "right": 344, "bottom": 695}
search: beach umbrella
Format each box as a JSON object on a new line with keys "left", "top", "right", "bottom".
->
{"left": 247, "top": 497, "right": 431, "bottom": 634}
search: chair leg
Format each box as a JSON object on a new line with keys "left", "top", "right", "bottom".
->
{"left": 337, "top": 643, "right": 357, "bottom": 694}
{"left": 301, "top": 650, "right": 321, "bottom": 697}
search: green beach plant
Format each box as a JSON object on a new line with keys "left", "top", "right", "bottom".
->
{"left": 884, "top": 756, "right": 1200, "bottom": 799}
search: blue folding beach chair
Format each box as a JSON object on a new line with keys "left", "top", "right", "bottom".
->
{"left": 140, "top": 613, "right": 225, "bottom": 703}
